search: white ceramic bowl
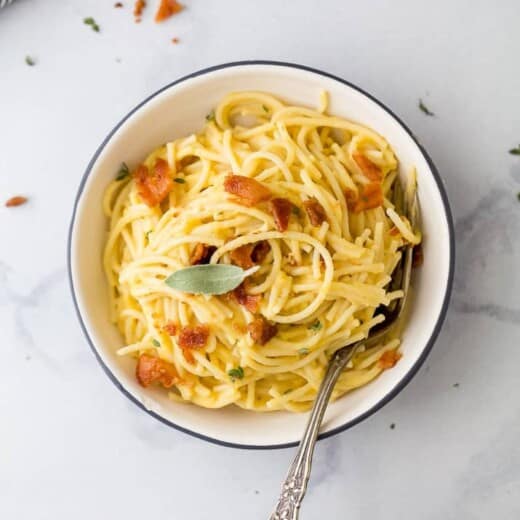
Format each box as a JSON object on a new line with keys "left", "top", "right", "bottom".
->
{"left": 68, "top": 61, "right": 454, "bottom": 449}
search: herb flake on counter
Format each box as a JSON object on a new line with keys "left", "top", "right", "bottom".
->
{"left": 228, "top": 366, "right": 244, "bottom": 381}
{"left": 308, "top": 320, "right": 322, "bottom": 331}
{"left": 116, "top": 162, "right": 130, "bottom": 180}
{"left": 5, "top": 196, "right": 28, "bottom": 208}
{"left": 84, "top": 17, "right": 100, "bottom": 32}
{"left": 517, "top": 192, "right": 520, "bottom": 202}
{"left": 509, "top": 145, "right": 520, "bottom": 155}
{"left": 418, "top": 99, "right": 434, "bottom": 116}
{"left": 173, "top": 177, "right": 186, "bottom": 183}
{"left": 453, "top": 383, "right": 460, "bottom": 388}
{"left": 165, "top": 264, "right": 258, "bottom": 295}
{"left": 152, "top": 339, "right": 161, "bottom": 347}
{"left": 25, "top": 56, "right": 35, "bottom": 66}
{"left": 390, "top": 423, "right": 396, "bottom": 430}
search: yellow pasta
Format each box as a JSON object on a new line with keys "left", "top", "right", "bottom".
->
{"left": 103, "top": 91, "right": 419, "bottom": 412}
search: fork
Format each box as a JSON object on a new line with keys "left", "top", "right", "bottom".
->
{"left": 269, "top": 178, "right": 418, "bottom": 520}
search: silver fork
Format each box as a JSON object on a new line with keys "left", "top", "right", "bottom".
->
{"left": 270, "top": 178, "right": 418, "bottom": 520}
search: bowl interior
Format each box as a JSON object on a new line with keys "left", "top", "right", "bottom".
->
{"left": 70, "top": 63, "right": 453, "bottom": 448}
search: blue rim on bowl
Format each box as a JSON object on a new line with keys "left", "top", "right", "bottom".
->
{"left": 67, "top": 60, "right": 455, "bottom": 450}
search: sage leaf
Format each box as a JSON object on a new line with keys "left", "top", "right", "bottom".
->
{"left": 165, "top": 264, "right": 258, "bottom": 295}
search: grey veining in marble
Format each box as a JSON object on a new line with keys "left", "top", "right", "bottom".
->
{"left": 1, "top": 1, "right": 519, "bottom": 519}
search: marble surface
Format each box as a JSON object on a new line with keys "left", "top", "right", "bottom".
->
{"left": 1, "top": 1, "right": 519, "bottom": 518}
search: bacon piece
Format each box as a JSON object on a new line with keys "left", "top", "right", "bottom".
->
{"left": 247, "top": 317, "right": 278, "bottom": 345}
{"left": 224, "top": 174, "right": 272, "bottom": 206}
{"left": 5, "top": 196, "right": 28, "bottom": 207}
{"left": 378, "top": 349, "right": 402, "bottom": 370}
{"left": 303, "top": 198, "right": 327, "bottom": 227}
{"left": 268, "top": 197, "right": 292, "bottom": 231}
{"left": 136, "top": 353, "right": 180, "bottom": 388}
{"left": 133, "top": 0, "right": 146, "bottom": 21}
{"left": 232, "top": 283, "right": 261, "bottom": 313}
{"left": 412, "top": 244, "right": 424, "bottom": 268}
{"left": 178, "top": 325, "right": 209, "bottom": 363}
{"left": 230, "top": 241, "right": 270, "bottom": 269}
{"left": 114, "top": 2, "right": 123, "bottom": 7}
{"left": 346, "top": 183, "right": 383, "bottom": 213}
{"left": 163, "top": 321, "right": 178, "bottom": 336}
{"left": 353, "top": 152, "right": 382, "bottom": 182}
{"left": 190, "top": 243, "right": 216, "bottom": 265}
{"left": 155, "top": 0, "right": 183, "bottom": 22}
{"left": 134, "top": 159, "right": 173, "bottom": 207}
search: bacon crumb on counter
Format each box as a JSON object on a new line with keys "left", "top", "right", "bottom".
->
{"left": 232, "top": 283, "right": 261, "bottom": 313}
{"left": 352, "top": 152, "right": 382, "bottom": 182}
{"left": 134, "top": 159, "right": 173, "bottom": 207}
{"left": 190, "top": 243, "right": 216, "bottom": 265}
{"left": 5, "top": 196, "right": 28, "bottom": 208}
{"left": 178, "top": 325, "right": 209, "bottom": 363}
{"left": 346, "top": 183, "right": 383, "bottom": 213}
{"left": 303, "top": 197, "right": 327, "bottom": 227}
{"left": 163, "top": 321, "right": 178, "bottom": 336}
{"left": 171, "top": 37, "right": 180, "bottom": 44}
{"left": 230, "top": 241, "right": 270, "bottom": 269}
{"left": 133, "top": 0, "right": 146, "bottom": 21}
{"left": 136, "top": 353, "right": 180, "bottom": 388}
{"left": 155, "top": 0, "right": 184, "bottom": 22}
{"left": 224, "top": 174, "right": 272, "bottom": 206}
{"left": 412, "top": 244, "right": 424, "bottom": 268}
{"left": 378, "top": 349, "right": 402, "bottom": 370}
{"left": 268, "top": 197, "right": 292, "bottom": 231}
{"left": 247, "top": 317, "right": 278, "bottom": 345}
{"left": 114, "top": 2, "right": 123, "bottom": 7}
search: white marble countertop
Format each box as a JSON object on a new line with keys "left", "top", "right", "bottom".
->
{"left": 1, "top": 1, "right": 519, "bottom": 518}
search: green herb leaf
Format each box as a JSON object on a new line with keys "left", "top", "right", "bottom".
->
{"left": 298, "top": 348, "right": 309, "bottom": 356}
{"left": 83, "top": 17, "right": 100, "bottom": 32}
{"left": 418, "top": 99, "right": 434, "bottom": 116}
{"left": 228, "top": 366, "right": 244, "bottom": 381}
{"left": 25, "top": 56, "right": 35, "bottom": 66}
{"left": 509, "top": 145, "right": 520, "bottom": 155}
{"left": 291, "top": 205, "right": 301, "bottom": 217}
{"left": 145, "top": 230, "right": 152, "bottom": 241}
{"left": 116, "top": 162, "right": 130, "bottom": 180}
{"left": 152, "top": 339, "right": 160, "bottom": 347}
{"left": 262, "top": 105, "right": 269, "bottom": 113}
{"left": 174, "top": 177, "right": 186, "bottom": 184}
{"left": 165, "top": 264, "right": 258, "bottom": 295}
{"left": 308, "top": 320, "right": 322, "bottom": 331}
{"left": 206, "top": 110, "right": 215, "bottom": 122}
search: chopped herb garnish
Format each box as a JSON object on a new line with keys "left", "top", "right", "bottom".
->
{"left": 83, "top": 17, "right": 100, "bottom": 32}
{"left": 509, "top": 145, "right": 520, "bottom": 155}
{"left": 228, "top": 366, "right": 244, "bottom": 381}
{"left": 517, "top": 192, "right": 520, "bottom": 202}
{"left": 418, "top": 99, "right": 434, "bottom": 116}
{"left": 262, "top": 105, "right": 269, "bottom": 113}
{"left": 453, "top": 383, "right": 460, "bottom": 388}
{"left": 298, "top": 348, "right": 309, "bottom": 356}
{"left": 205, "top": 110, "right": 215, "bottom": 122}
{"left": 283, "top": 388, "right": 293, "bottom": 394}
{"left": 292, "top": 205, "right": 301, "bottom": 216}
{"left": 152, "top": 339, "right": 160, "bottom": 347}
{"left": 25, "top": 56, "right": 35, "bottom": 66}
{"left": 145, "top": 230, "right": 152, "bottom": 240}
{"left": 390, "top": 423, "right": 396, "bottom": 430}
{"left": 174, "top": 177, "right": 186, "bottom": 184}
{"left": 116, "top": 162, "right": 130, "bottom": 180}
{"left": 308, "top": 320, "right": 322, "bottom": 331}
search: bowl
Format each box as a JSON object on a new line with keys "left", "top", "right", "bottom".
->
{"left": 68, "top": 61, "right": 454, "bottom": 449}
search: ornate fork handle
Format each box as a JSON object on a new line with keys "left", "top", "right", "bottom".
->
{"left": 269, "top": 345, "right": 358, "bottom": 520}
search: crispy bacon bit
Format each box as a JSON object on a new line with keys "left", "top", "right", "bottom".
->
{"left": 136, "top": 353, "right": 179, "bottom": 388}
{"left": 247, "top": 317, "right": 278, "bottom": 345}
{"left": 378, "top": 349, "right": 402, "bottom": 370}
{"left": 133, "top": 0, "right": 146, "bottom": 21}
{"left": 134, "top": 159, "right": 173, "bottom": 207}
{"left": 303, "top": 198, "right": 327, "bottom": 227}
{"left": 114, "top": 2, "right": 123, "bottom": 7}
{"left": 190, "top": 243, "right": 216, "bottom": 265}
{"left": 177, "top": 155, "right": 198, "bottom": 169}
{"left": 412, "top": 244, "right": 424, "bottom": 268}
{"left": 268, "top": 197, "right": 292, "bottom": 231}
{"left": 177, "top": 325, "right": 209, "bottom": 363}
{"left": 230, "top": 241, "right": 270, "bottom": 269}
{"left": 155, "top": 0, "right": 183, "bottom": 22}
{"left": 5, "top": 196, "right": 28, "bottom": 207}
{"left": 224, "top": 174, "right": 272, "bottom": 206}
{"left": 232, "top": 283, "right": 261, "bottom": 313}
{"left": 163, "top": 321, "right": 178, "bottom": 336}
{"left": 171, "top": 37, "right": 180, "bottom": 44}
{"left": 353, "top": 152, "right": 382, "bottom": 182}
{"left": 346, "top": 183, "right": 384, "bottom": 213}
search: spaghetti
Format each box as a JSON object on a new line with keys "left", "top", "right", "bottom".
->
{"left": 103, "top": 91, "right": 421, "bottom": 412}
